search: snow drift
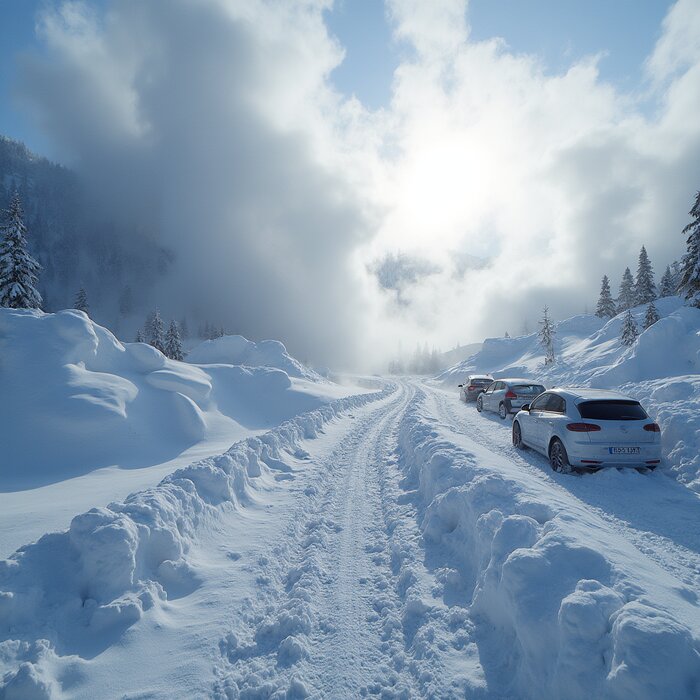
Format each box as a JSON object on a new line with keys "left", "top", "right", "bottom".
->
{"left": 0, "top": 382, "right": 391, "bottom": 696}
{"left": 186, "top": 334, "right": 321, "bottom": 382}
{"left": 0, "top": 309, "right": 331, "bottom": 490}
{"left": 397, "top": 388, "right": 700, "bottom": 700}
{"left": 439, "top": 297, "right": 700, "bottom": 490}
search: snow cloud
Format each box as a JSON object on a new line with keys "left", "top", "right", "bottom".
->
{"left": 16, "top": 0, "right": 700, "bottom": 368}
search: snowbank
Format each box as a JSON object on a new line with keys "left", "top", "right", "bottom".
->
{"left": 438, "top": 297, "right": 700, "bottom": 490}
{"left": 396, "top": 389, "right": 700, "bottom": 700}
{"left": 0, "top": 309, "right": 332, "bottom": 490}
{"left": 0, "top": 383, "right": 392, "bottom": 695}
{"left": 186, "top": 334, "right": 321, "bottom": 382}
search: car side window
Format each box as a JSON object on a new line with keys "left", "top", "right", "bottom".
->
{"left": 495, "top": 382, "right": 504, "bottom": 391}
{"left": 530, "top": 393, "right": 550, "bottom": 411}
{"left": 485, "top": 382, "right": 496, "bottom": 393}
{"left": 547, "top": 395, "right": 566, "bottom": 413}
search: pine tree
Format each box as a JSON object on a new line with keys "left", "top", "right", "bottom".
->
{"left": 670, "top": 260, "right": 683, "bottom": 292}
{"left": 0, "top": 192, "right": 42, "bottom": 309}
{"left": 634, "top": 246, "right": 656, "bottom": 305}
{"left": 135, "top": 329, "right": 144, "bottom": 343}
{"left": 659, "top": 265, "right": 675, "bottom": 297}
{"left": 144, "top": 310, "right": 157, "bottom": 343}
{"left": 165, "top": 320, "right": 184, "bottom": 361}
{"left": 679, "top": 190, "right": 700, "bottom": 307}
{"left": 504, "top": 331, "right": 510, "bottom": 338}
{"left": 617, "top": 267, "right": 635, "bottom": 312}
{"left": 150, "top": 310, "right": 166, "bottom": 353}
{"left": 620, "top": 310, "right": 638, "bottom": 346}
{"left": 538, "top": 305, "right": 556, "bottom": 365}
{"left": 596, "top": 275, "right": 616, "bottom": 318}
{"left": 74, "top": 287, "right": 89, "bottom": 314}
{"left": 644, "top": 301, "right": 660, "bottom": 329}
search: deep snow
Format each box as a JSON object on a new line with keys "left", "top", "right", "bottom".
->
{"left": 439, "top": 296, "right": 700, "bottom": 491}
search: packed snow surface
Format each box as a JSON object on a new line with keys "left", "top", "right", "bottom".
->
{"left": 1, "top": 304, "right": 699, "bottom": 698}
{"left": 439, "top": 296, "right": 700, "bottom": 491}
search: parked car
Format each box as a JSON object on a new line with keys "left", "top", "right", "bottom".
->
{"left": 512, "top": 388, "right": 662, "bottom": 472}
{"left": 458, "top": 375, "right": 493, "bottom": 402}
{"left": 476, "top": 378, "right": 546, "bottom": 419}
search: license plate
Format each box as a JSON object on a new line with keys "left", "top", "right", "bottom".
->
{"left": 609, "top": 447, "right": 640, "bottom": 454}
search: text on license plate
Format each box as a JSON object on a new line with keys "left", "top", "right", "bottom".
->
{"left": 609, "top": 447, "right": 640, "bottom": 454}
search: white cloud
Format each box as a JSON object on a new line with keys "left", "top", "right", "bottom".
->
{"left": 17, "top": 0, "right": 700, "bottom": 368}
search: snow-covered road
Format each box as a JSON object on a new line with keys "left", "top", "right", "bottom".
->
{"left": 2, "top": 378, "right": 699, "bottom": 698}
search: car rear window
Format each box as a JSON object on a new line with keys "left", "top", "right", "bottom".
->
{"left": 577, "top": 400, "right": 648, "bottom": 420}
{"left": 512, "top": 384, "right": 545, "bottom": 395}
{"left": 471, "top": 378, "right": 491, "bottom": 386}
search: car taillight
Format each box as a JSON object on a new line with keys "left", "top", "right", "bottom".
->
{"left": 505, "top": 390, "right": 517, "bottom": 399}
{"left": 566, "top": 423, "right": 601, "bottom": 432}
{"left": 643, "top": 423, "right": 660, "bottom": 432}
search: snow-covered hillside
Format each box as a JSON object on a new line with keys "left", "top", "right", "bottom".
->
{"left": 438, "top": 297, "right": 700, "bottom": 491}
{"left": 0, "top": 309, "right": 363, "bottom": 556}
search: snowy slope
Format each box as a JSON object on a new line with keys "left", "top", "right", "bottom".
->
{"left": 186, "top": 334, "right": 321, "bottom": 382}
{"left": 438, "top": 297, "right": 700, "bottom": 491}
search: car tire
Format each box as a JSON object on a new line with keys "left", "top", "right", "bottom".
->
{"left": 498, "top": 402, "right": 507, "bottom": 420}
{"left": 549, "top": 438, "right": 571, "bottom": 473}
{"left": 512, "top": 421, "right": 525, "bottom": 449}
{"left": 476, "top": 395, "right": 483, "bottom": 413}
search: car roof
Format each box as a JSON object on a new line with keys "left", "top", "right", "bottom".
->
{"left": 547, "top": 387, "right": 634, "bottom": 402}
{"left": 497, "top": 378, "right": 544, "bottom": 385}
{"left": 468, "top": 374, "right": 493, "bottom": 379}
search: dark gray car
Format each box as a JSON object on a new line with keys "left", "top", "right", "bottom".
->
{"left": 476, "top": 378, "right": 546, "bottom": 419}
{"left": 458, "top": 375, "right": 493, "bottom": 402}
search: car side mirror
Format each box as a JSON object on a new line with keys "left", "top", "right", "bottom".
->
{"left": 457, "top": 384, "right": 463, "bottom": 387}
{"left": 521, "top": 404, "right": 530, "bottom": 412}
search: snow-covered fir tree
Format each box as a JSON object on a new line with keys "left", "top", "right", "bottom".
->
{"left": 538, "top": 305, "right": 556, "bottom": 365}
{"left": 74, "top": 287, "right": 88, "bottom": 314}
{"left": 679, "top": 190, "right": 700, "bottom": 307}
{"left": 658, "top": 265, "right": 675, "bottom": 297}
{"left": 150, "top": 310, "right": 166, "bottom": 353}
{"left": 144, "top": 310, "right": 157, "bottom": 343}
{"left": 135, "top": 329, "right": 144, "bottom": 342}
{"left": 595, "top": 275, "right": 616, "bottom": 318}
{"left": 671, "top": 260, "right": 683, "bottom": 292}
{"left": 617, "top": 267, "right": 635, "bottom": 312}
{"left": 0, "top": 192, "right": 42, "bottom": 309}
{"left": 165, "top": 320, "right": 184, "bottom": 361}
{"left": 620, "top": 309, "right": 638, "bottom": 346}
{"left": 504, "top": 331, "right": 510, "bottom": 338}
{"left": 634, "top": 246, "right": 656, "bottom": 305}
{"left": 644, "top": 301, "right": 660, "bottom": 329}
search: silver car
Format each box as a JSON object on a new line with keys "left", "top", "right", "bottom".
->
{"left": 476, "top": 378, "right": 546, "bottom": 419}
{"left": 458, "top": 375, "right": 493, "bottom": 402}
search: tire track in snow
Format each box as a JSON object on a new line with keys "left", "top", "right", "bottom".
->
{"left": 425, "top": 381, "right": 700, "bottom": 591}
{"left": 214, "top": 381, "right": 465, "bottom": 698}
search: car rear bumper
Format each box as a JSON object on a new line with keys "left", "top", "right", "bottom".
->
{"left": 568, "top": 445, "right": 662, "bottom": 468}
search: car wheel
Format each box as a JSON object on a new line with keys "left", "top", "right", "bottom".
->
{"left": 476, "top": 395, "right": 483, "bottom": 413}
{"left": 498, "top": 402, "right": 507, "bottom": 420}
{"left": 549, "top": 438, "right": 570, "bottom": 473}
{"left": 512, "top": 421, "right": 525, "bottom": 449}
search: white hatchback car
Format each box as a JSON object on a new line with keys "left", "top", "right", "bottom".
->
{"left": 512, "top": 388, "right": 662, "bottom": 472}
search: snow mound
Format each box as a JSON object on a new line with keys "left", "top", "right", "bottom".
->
{"left": 397, "top": 390, "right": 700, "bottom": 700}
{"left": 186, "top": 334, "right": 320, "bottom": 381}
{"left": 438, "top": 297, "right": 700, "bottom": 490}
{"left": 0, "top": 384, "right": 391, "bottom": 692}
{"left": 0, "top": 309, "right": 331, "bottom": 491}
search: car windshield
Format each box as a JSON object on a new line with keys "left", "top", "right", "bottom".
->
{"left": 512, "top": 384, "right": 545, "bottom": 395}
{"left": 577, "top": 400, "right": 648, "bottom": 421}
{"left": 471, "top": 378, "right": 492, "bottom": 386}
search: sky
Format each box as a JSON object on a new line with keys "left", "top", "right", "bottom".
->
{"left": 0, "top": 0, "right": 698, "bottom": 369}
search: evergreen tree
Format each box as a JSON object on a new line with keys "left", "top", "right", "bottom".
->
{"left": 634, "top": 246, "right": 656, "bottom": 304}
{"left": 165, "top": 320, "right": 184, "bottom": 361}
{"left": 617, "top": 267, "right": 635, "bottom": 312}
{"left": 0, "top": 192, "right": 42, "bottom": 309}
{"left": 150, "top": 310, "right": 166, "bottom": 353}
{"left": 620, "top": 310, "right": 638, "bottom": 346}
{"left": 135, "top": 329, "right": 144, "bottom": 342}
{"left": 596, "top": 275, "right": 616, "bottom": 318}
{"left": 144, "top": 310, "right": 157, "bottom": 343}
{"left": 644, "top": 301, "right": 660, "bottom": 329}
{"left": 538, "top": 305, "right": 556, "bottom": 365}
{"left": 658, "top": 265, "right": 675, "bottom": 297}
{"left": 679, "top": 190, "right": 700, "bottom": 307}
{"left": 670, "top": 260, "right": 683, "bottom": 292}
{"left": 74, "top": 287, "right": 89, "bottom": 314}
{"left": 504, "top": 331, "right": 510, "bottom": 338}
